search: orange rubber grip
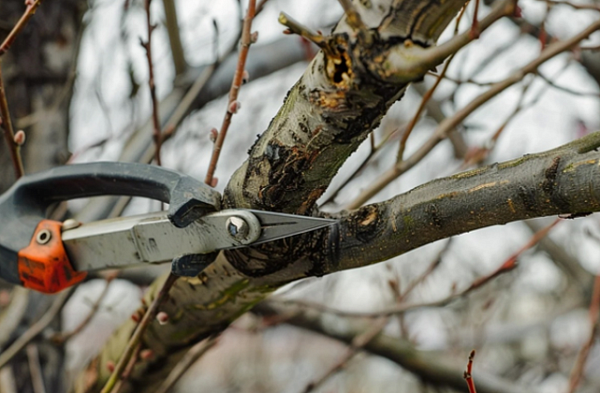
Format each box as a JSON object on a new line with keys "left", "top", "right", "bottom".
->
{"left": 18, "top": 220, "right": 87, "bottom": 293}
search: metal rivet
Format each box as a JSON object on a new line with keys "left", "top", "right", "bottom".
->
{"left": 226, "top": 216, "right": 249, "bottom": 241}
{"left": 62, "top": 218, "right": 81, "bottom": 231}
{"left": 36, "top": 229, "right": 52, "bottom": 245}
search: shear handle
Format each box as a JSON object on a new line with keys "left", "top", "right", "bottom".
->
{"left": 0, "top": 162, "right": 221, "bottom": 288}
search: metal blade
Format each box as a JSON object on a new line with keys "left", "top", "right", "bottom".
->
{"left": 61, "top": 209, "right": 336, "bottom": 272}
{"left": 246, "top": 210, "right": 337, "bottom": 245}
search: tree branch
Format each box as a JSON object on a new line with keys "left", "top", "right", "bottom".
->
{"left": 333, "top": 132, "right": 600, "bottom": 272}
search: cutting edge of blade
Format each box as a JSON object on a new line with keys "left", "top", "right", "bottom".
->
{"left": 244, "top": 210, "right": 338, "bottom": 245}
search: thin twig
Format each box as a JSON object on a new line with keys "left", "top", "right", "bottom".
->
{"left": 0, "top": 366, "right": 17, "bottom": 393}
{"left": 541, "top": 0, "right": 600, "bottom": 11}
{"left": 337, "top": 0, "right": 372, "bottom": 45}
{"left": 567, "top": 274, "right": 600, "bottom": 393}
{"left": 463, "top": 350, "right": 477, "bottom": 393}
{"left": 396, "top": 0, "right": 469, "bottom": 163}
{"left": 461, "top": 79, "right": 534, "bottom": 168}
{"left": 397, "top": 54, "right": 454, "bottom": 162}
{"left": 101, "top": 273, "right": 178, "bottom": 393}
{"left": 397, "top": 239, "right": 451, "bottom": 301}
{"left": 51, "top": 277, "right": 114, "bottom": 344}
{"left": 111, "top": 342, "right": 142, "bottom": 393}
{"left": 274, "top": 219, "right": 560, "bottom": 318}
{"left": 141, "top": 0, "right": 162, "bottom": 166}
{"left": 26, "top": 344, "right": 46, "bottom": 393}
{"left": 467, "top": 218, "right": 560, "bottom": 290}
{"left": 256, "top": 0, "right": 270, "bottom": 15}
{"left": 278, "top": 13, "right": 328, "bottom": 48}
{"left": 0, "top": 0, "right": 44, "bottom": 56}
{"left": 0, "top": 60, "right": 24, "bottom": 178}
{"left": 161, "top": 0, "right": 187, "bottom": 77}
{"left": 302, "top": 317, "right": 388, "bottom": 393}
{"left": 205, "top": 0, "right": 257, "bottom": 186}
{"left": 0, "top": 287, "right": 29, "bottom": 348}
{"left": 320, "top": 125, "right": 403, "bottom": 207}
{"left": 470, "top": 0, "right": 481, "bottom": 39}
{"left": 537, "top": 70, "right": 600, "bottom": 97}
{"left": 347, "top": 18, "right": 600, "bottom": 209}
{"left": 0, "top": 289, "right": 72, "bottom": 369}
{"left": 155, "top": 334, "right": 220, "bottom": 393}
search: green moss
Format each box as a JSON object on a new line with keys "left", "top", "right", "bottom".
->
{"left": 187, "top": 279, "right": 251, "bottom": 311}
{"left": 451, "top": 167, "right": 486, "bottom": 179}
{"left": 497, "top": 155, "right": 532, "bottom": 169}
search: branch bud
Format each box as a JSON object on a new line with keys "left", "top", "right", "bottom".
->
{"left": 209, "top": 128, "right": 218, "bottom": 143}
{"left": 156, "top": 311, "right": 169, "bottom": 325}
{"left": 229, "top": 101, "right": 241, "bottom": 114}
{"left": 14, "top": 130, "right": 25, "bottom": 146}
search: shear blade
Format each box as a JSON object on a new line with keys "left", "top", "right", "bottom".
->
{"left": 248, "top": 210, "right": 337, "bottom": 245}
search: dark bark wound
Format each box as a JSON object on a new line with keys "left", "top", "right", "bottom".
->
{"left": 349, "top": 204, "right": 384, "bottom": 243}
{"left": 542, "top": 157, "right": 560, "bottom": 195}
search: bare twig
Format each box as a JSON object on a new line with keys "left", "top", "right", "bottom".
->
{"left": 537, "top": 69, "right": 600, "bottom": 97}
{"left": 397, "top": 54, "right": 454, "bottom": 162}
{"left": 51, "top": 277, "right": 114, "bottom": 344}
{"left": 320, "top": 125, "right": 403, "bottom": 206}
{"left": 0, "top": 289, "right": 72, "bottom": 369}
{"left": 0, "top": 0, "right": 44, "bottom": 56}
{"left": 155, "top": 334, "right": 220, "bottom": 393}
{"left": 337, "top": 0, "right": 372, "bottom": 45}
{"left": 396, "top": 0, "right": 469, "bottom": 162}
{"left": 567, "top": 274, "right": 600, "bottom": 393}
{"left": 461, "top": 79, "right": 535, "bottom": 168}
{"left": 347, "top": 18, "right": 600, "bottom": 209}
{"left": 161, "top": 0, "right": 187, "bottom": 77}
{"left": 470, "top": 0, "right": 481, "bottom": 38}
{"left": 467, "top": 218, "right": 560, "bottom": 290}
{"left": 0, "top": 61, "right": 24, "bottom": 177}
{"left": 278, "top": 13, "right": 328, "bottom": 48}
{"left": 0, "top": 287, "right": 29, "bottom": 348}
{"left": 111, "top": 342, "right": 142, "bottom": 393}
{"left": 205, "top": 0, "right": 257, "bottom": 186}
{"left": 26, "top": 345, "right": 46, "bottom": 393}
{"left": 101, "top": 273, "right": 178, "bottom": 393}
{"left": 256, "top": 0, "right": 270, "bottom": 15}
{"left": 0, "top": 366, "right": 17, "bottom": 393}
{"left": 463, "top": 350, "right": 477, "bottom": 393}
{"left": 541, "top": 0, "right": 600, "bottom": 11}
{"left": 302, "top": 317, "right": 388, "bottom": 393}
{"left": 397, "top": 239, "right": 451, "bottom": 301}
{"left": 141, "top": 0, "right": 162, "bottom": 166}
{"left": 274, "top": 219, "right": 560, "bottom": 318}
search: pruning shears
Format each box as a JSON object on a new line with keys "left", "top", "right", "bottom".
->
{"left": 0, "top": 162, "right": 336, "bottom": 294}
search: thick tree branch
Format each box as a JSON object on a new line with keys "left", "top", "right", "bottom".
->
{"left": 333, "top": 132, "right": 600, "bottom": 272}
{"left": 224, "top": 0, "right": 470, "bottom": 212}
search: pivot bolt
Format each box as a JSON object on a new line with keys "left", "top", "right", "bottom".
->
{"left": 226, "top": 216, "right": 249, "bottom": 241}
{"left": 36, "top": 229, "right": 52, "bottom": 245}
